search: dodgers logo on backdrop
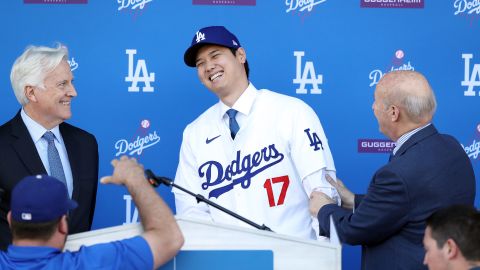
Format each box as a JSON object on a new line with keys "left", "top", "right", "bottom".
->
{"left": 293, "top": 51, "right": 323, "bottom": 94}
{"left": 454, "top": 0, "right": 480, "bottom": 15}
{"left": 462, "top": 54, "right": 480, "bottom": 96}
{"left": 114, "top": 119, "right": 161, "bottom": 156}
{"left": 285, "top": 0, "right": 327, "bottom": 13}
{"left": 358, "top": 139, "right": 396, "bottom": 153}
{"left": 198, "top": 144, "right": 285, "bottom": 199}
{"left": 125, "top": 49, "right": 155, "bottom": 92}
{"left": 117, "top": 0, "right": 153, "bottom": 11}
{"left": 68, "top": 57, "right": 78, "bottom": 71}
{"left": 461, "top": 124, "right": 480, "bottom": 161}
{"left": 369, "top": 49, "right": 415, "bottom": 87}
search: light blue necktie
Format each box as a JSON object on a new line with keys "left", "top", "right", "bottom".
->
{"left": 43, "top": 131, "right": 67, "bottom": 188}
{"left": 226, "top": 109, "right": 240, "bottom": 139}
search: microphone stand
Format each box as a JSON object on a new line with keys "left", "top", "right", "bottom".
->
{"left": 145, "top": 169, "right": 273, "bottom": 232}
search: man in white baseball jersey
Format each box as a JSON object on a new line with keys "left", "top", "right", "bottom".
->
{"left": 174, "top": 25, "right": 338, "bottom": 240}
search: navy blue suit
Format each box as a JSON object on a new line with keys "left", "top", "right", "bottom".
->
{"left": 0, "top": 111, "right": 99, "bottom": 251}
{"left": 318, "top": 124, "right": 476, "bottom": 270}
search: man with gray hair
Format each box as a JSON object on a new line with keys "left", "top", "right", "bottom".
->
{"left": 309, "top": 70, "right": 476, "bottom": 270}
{"left": 0, "top": 44, "right": 99, "bottom": 250}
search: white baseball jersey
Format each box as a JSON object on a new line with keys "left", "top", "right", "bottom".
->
{"left": 174, "top": 83, "right": 336, "bottom": 240}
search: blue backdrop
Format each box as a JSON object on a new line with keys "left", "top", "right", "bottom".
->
{"left": 1, "top": 1, "right": 479, "bottom": 269}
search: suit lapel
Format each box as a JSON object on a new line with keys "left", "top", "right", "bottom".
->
{"left": 10, "top": 111, "right": 47, "bottom": 175}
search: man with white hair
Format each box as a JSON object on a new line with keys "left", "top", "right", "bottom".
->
{"left": 0, "top": 44, "right": 99, "bottom": 250}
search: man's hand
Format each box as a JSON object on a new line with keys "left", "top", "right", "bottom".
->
{"left": 100, "top": 156, "right": 145, "bottom": 186}
{"left": 309, "top": 191, "right": 335, "bottom": 216}
{"left": 326, "top": 174, "right": 355, "bottom": 209}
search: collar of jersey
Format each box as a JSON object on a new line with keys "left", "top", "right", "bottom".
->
{"left": 7, "top": 245, "right": 62, "bottom": 260}
{"left": 219, "top": 82, "right": 257, "bottom": 120}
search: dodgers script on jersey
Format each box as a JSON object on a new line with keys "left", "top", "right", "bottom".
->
{"left": 174, "top": 84, "right": 336, "bottom": 240}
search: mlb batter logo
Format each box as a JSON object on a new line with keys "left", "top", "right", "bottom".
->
{"left": 293, "top": 51, "right": 323, "bottom": 94}
{"left": 462, "top": 53, "right": 480, "bottom": 96}
{"left": 125, "top": 49, "right": 155, "bottom": 92}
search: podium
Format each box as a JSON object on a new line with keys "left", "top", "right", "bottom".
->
{"left": 65, "top": 217, "right": 341, "bottom": 270}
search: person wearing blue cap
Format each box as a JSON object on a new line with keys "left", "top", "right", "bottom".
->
{"left": 174, "top": 26, "right": 338, "bottom": 240}
{"left": 0, "top": 44, "right": 99, "bottom": 251}
{"left": 0, "top": 156, "right": 184, "bottom": 269}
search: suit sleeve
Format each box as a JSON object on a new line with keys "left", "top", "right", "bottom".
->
{"left": 318, "top": 167, "right": 410, "bottom": 245}
{"left": 88, "top": 135, "right": 99, "bottom": 228}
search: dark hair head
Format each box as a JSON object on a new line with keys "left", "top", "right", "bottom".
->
{"left": 10, "top": 217, "right": 62, "bottom": 242}
{"left": 426, "top": 205, "right": 480, "bottom": 261}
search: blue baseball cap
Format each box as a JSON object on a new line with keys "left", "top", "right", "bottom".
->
{"left": 11, "top": 175, "right": 77, "bottom": 223}
{"left": 184, "top": 26, "right": 241, "bottom": 67}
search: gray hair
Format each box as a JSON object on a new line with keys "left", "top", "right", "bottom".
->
{"left": 382, "top": 71, "right": 437, "bottom": 123}
{"left": 10, "top": 44, "right": 69, "bottom": 106}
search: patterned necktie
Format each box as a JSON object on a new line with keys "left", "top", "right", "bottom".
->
{"left": 43, "top": 131, "right": 67, "bottom": 188}
{"left": 226, "top": 109, "right": 240, "bottom": 139}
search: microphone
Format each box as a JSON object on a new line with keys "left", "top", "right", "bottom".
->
{"left": 145, "top": 169, "right": 172, "bottom": 187}
{"left": 145, "top": 169, "right": 273, "bottom": 232}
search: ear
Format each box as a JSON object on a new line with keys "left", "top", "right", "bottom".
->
{"left": 444, "top": 239, "right": 460, "bottom": 260}
{"left": 58, "top": 215, "right": 69, "bottom": 235}
{"left": 24, "top": 85, "right": 38, "bottom": 103}
{"left": 236, "top": 48, "right": 247, "bottom": 64}
{"left": 7, "top": 211, "right": 12, "bottom": 228}
{"left": 389, "top": 105, "right": 400, "bottom": 122}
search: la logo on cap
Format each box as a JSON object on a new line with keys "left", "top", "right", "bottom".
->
{"left": 196, "top": 31, "right": 205, "bottom": 43}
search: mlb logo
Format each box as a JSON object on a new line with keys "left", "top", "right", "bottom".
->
{"left": 21, "top": 213, "right": 32, "bottom": 221}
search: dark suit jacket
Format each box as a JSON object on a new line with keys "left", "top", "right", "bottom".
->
{"left": 0, "top": 111, "right": 98, "bottom": 250}
{"left": 318, "top": 124, "right": 476, "bottom": 270}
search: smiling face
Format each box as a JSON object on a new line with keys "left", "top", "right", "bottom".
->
{"left": 195, "top": 44, "right": 248, "bottom": 104}
{"left": 24, "top": 60, "right": 77, "bottom": 129}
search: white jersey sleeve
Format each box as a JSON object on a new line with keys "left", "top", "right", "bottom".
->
{"left": 288, "top": 99, "right": 336, "bottom": 183}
